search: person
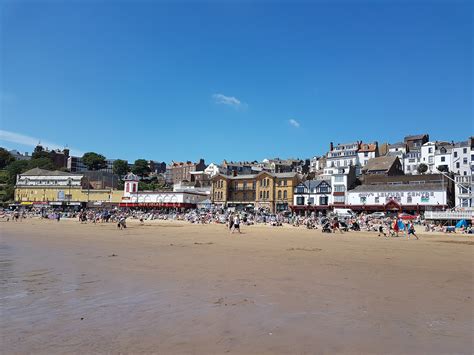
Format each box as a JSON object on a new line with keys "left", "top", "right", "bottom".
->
{"left": 118, "top": 216, "right": 127, "bottom": 229}
{"left": 56, "top": 212, "right": 61, "bottom": 222}
{"left": 332, "top": 217, "right": 343, "bottom": 234}
{"left": 378, "top": 224, "right": 387, "bottom": 237}
{"left": 392, "top": 218, "right": 399, "bottom": 237}
{"left": 228, "top": 213, "right": 234, "bottom": 231}
{"left": 407, "top": 221, "right": 419, "bottom": 240}
{"left": 232, "top": 214, "right": 241, "bottom": 234}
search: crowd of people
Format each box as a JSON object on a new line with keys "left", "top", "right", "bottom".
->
{"left": 3, "top": 206, "right": 473, "bottom": 236}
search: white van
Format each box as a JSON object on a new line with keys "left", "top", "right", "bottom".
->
{"left": 333, "top": 208, "right": 355, "bottom": 218}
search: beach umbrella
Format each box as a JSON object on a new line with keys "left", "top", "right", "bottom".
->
{"left": 455, "top": 219, "right": 467, "bottom": 228}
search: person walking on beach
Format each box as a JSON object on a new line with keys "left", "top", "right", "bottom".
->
{"left": 332, "top": 217, "right": 343, "bottom": 234}
{"left": 56, "top": 212, "right": 61, "bottom": 222}
{"left": 228, "top": 213, "right": 234, "bottom": 231}
{"left": 407, "top": 221, "right": 419, "bottom": 240}
{"left": 392, "top": 217, "right": 400, "bottom": 237}
{"left": 232, "top": 214, "right": 241, "bottom": 234}
{"left": 378, "top": 223, "right": 387, "bottom": 237}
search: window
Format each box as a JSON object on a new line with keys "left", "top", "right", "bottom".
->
{"left": 283, "top": 190, "right": 287, "bottom": 199}
{"left": 319, "top": 196, "right": 328, "bottom": 205}
{"left": 243, "top": 182, "right": 247, "bottom": 189}
{"left": 334, "top": 176, "right": 344, "bottom": 183}
{"left": 296, "top": 196, "right": 305, "bottom": 205}
{"left": 333, "top": 196, "right": 345, "bottom": 203}
{"left": 463, "top": 158, "right": 468, "bottom": 164}
{"left": 284, "top": 180, "right": 287, "bottom": 186}
{"left": 407, "top": 196, "right": 412, "bottom": 203}
{"left": 428, "top": 156, "right": 434, "bottom": 164}
{"left": 375, "top": 197, "right": 380, "bottom": 203}
{"left": 308, "top": 197, "right": 314, "bottom": 204}
{"left": 296, "top": 186, "right": 305, "bottom": 194}
{"left": 277, "top": 190, "right": 282, "bottom": 199}
{"left": 456, "top": 162, "right": 460, "bottom": 168}
{"left": 334, "top": 185, "right": 345, "bottom": 192}
{"left": 441, "top": 157, "right": 445, "bottom": 162}
{"left": 428, "top": 148, "right": 432, "bottom": 153}
{"left": 259, "top": 191, "right": 263, "bottom": 199}
{"left": 463, "top": 148, "right": 467, "bottom": 154}
{"left": 319, "top": 185, "right": 328, "bottom": 193}
{"left": 454, "top": 151, "right": 458, "bottom": 158}
{"left": 266, "top": 191, "right": 270, "bottom": 199}
{"left": 360, "top": 196, "right": 366, "bottom": 204}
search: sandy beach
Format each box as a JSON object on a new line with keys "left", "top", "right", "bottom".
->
{"left": 1, "top": 219, "right": 473, "bottom": 354}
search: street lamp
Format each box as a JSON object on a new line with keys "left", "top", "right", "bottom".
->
{"left": 67, "top": 177, "right": 72, "bottom": 207}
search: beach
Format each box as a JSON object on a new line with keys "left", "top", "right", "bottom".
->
{"left": 1, "top": 219, "right": 473, "bottom": 354}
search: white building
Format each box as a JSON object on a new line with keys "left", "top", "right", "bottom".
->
{"left": 347, "top": 183, "right": 449, "bottom": 212}
{"left": 120, "top": 172, "right": 208, "bottom": 208}
{"left": 309, "top": 156, "right": 323, "bottom": 173}
{"left": 434, "top": 144, "right": 452, "bottom": 173}
{"left": 330, "top": 166, "right": 357, "bottom": 205}
{"left": 451, "top": 140, "right": 473, "bottom": 176}
{"left": 16, "top": 167, "right": 83, "bottom": 187}
{"left": 357, "top": 143, "right": 378, "bottom": 169}
{"left": 325, "top": 142, "right": 359, "bottom": 175}
{"left": 292, "top": 180, "right": 332, "bottom": 213}
{"left": 420, "top": 142, "right": 437, "bottom": 173}
{"left": 454, "top": 175, "right": 473, "bottom": 208}
{"left": 204, "top": 163, "right": 223, "bottom": 177}
{"left": 403, "top": 150, "right": 421, "bottom": 175}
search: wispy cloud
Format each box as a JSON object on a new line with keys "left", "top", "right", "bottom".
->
{"left": 212, "top": 93, "right": 246, "bottom": 109}
{"left": 289, "top": 119, "right": 300, "bottom": 128}
{"left": 0, "top": 130, "right": 84, "bottom": 156}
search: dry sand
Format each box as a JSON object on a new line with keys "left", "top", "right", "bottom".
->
{"left": 1, "top": 219, "right": 473, "bottom": 354}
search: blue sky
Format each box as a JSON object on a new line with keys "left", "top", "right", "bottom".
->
{"left": 0, "top": 0, "right": 472, "bottom": 163}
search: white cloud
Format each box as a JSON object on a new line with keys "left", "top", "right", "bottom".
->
{"left": 212, "top": 93, "right": 245, "bottom": 109}
{"left": 289, "top": 119, "right": 300, "bottom": 128}
{"left": 0, "top": 129, "right": 84, "bottom": 156}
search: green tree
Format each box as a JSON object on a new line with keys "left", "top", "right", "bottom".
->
{"left": 437, "top": 165, "right": 449, "bottom": 173}
{"left": 417, "top": 163, "right": 428, "bottom": 174}
{"left": 0, "top": 147, "right": 15, "bottom": 169}
{"left": 132, "top": 159, "right": 151, "bottom": 177}
{"left": 113, "top": 159, "right": 129, "bottom": 177}
{"left": 32, "top": 145, "right": 51, "bottom": 160}
{"left": 82, "top": 152, "right": 107, "bottom": 171}
{"left": 6, "top": 160, "right": 29, "bottom": 184}
{"left": 28, "top": 157, "right": 55, "bottom": 170}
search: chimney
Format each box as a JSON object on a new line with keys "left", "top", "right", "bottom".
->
{"left": 233, "top": 170, "right": 237, "bottom": 177}
{"left": 330, "top": 142, "right": 334, "bottom": 151}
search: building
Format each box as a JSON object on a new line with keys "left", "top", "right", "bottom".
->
{"left": 404, "top": 134, "right": 429, "bottom": 151}
{"left": 204, "top": 163, "right": 224, "bottom": 177}
{"left": 309, "top": 156, "right": 325, "bottom": 173}
{"left": 211, "top": 171, "right": 300, "bottom": 212}
{"left": 325, "top": 141, "right": 360, "bottom": 174}
{"left": 362, "top": 156, "right": 403, "bottom": 176}
{"left": 221, "top": 160, "right": 257, "bottom": 176}
{"left": 403, "top": 150, "right": 422, "bottom": 175}
{"left": 347, "top": 173, "right": 454, "bottom": 213}
{"left": 292, "top": 179, "right": 332, "bottom": 213}
{"left": 434, "top": 143, "right": 453, "bottom": 173}
{"left": 330, "top": 166, "right": 357, "bottom": 205}
{"left": 67, "top": 156, "right": 88, "bottom": 172}
{"left": 357, "top": 142, "right": 379, "bottom": 169}
{"left": 9, "top": 150, "right": 31, "bottom": 161}
{"left": 148, "top": 161, "right": 166, "bottom": 174}
{"left": 454, "top": 175, "right": 473, "bottom": 208}
{"left": 165, "top": 159, "right": 207, "bottom": 184}
{"left": 120, "top": 173, "right": 207, "bottom": 209}
{"left": 451, "top": 139, "right": 473, "bottom": 176}
{"left": 14, "top": 168, "right": 122, "bottom": 208}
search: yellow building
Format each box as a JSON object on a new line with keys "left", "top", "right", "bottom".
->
{"left": 14, "top": 168, "right": 123, "bottom": 208}
{"left": 211, "top": 172, "right": 300, "bottom": 212}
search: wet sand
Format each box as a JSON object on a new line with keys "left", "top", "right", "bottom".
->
{"left": 1, "top": 219, "right": 473, "bottom": 354}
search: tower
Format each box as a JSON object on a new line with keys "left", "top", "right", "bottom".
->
{"left": 123, "top": 172, "right": 139, "bottom": 199}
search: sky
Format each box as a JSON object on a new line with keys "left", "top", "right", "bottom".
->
{"left": 0, "top": 0, "right": 472, "bottom": 163}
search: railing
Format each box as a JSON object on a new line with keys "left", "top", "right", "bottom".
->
{"left": 424, "top": 210, "right": 474, "bottom": 220}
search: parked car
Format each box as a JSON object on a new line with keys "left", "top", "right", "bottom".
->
{"left": 370, "top": 212, "right": 386, "bottom": 218}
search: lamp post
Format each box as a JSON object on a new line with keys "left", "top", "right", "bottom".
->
{"left": 67, "top": 177, "right": 72, "bottom": 210}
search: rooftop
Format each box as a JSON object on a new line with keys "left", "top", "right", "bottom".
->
{"left": 20, "top": 168, "right": 81, "bottom": 177}
{"left": 364, "top": 156, "right": 399, "bottom": 172}
{"left": 351, "top": 182, "right": 446, "bottom": 192}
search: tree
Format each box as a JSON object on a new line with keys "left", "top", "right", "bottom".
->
{"left": 6, "top": 160, "right": 29, "bottom": 184}
{"left": 437, "top": 165, "right": 449, "bottom": 173}
{"left": 113, "top": 159, "right": 129, "bottom": 177}
{"left": 82, "top": 152, "right": 106, "bottom": 171}
{"left": 132, "top": 159, "right": 151, "bottom": 177}
{"left": 417, "top": 163, "right": 428, "bottom": 174}
{"left": 0, "top": 147, "right": 15, "bottom": 169}
{"left": 28, "top": 157, "right": 55, "bottom": 170}
{"left": 32, "top": 145, "right": 51, "bottom": 160}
